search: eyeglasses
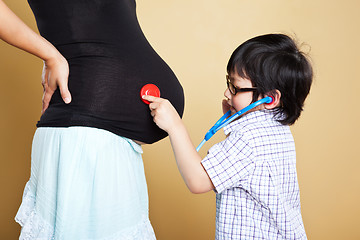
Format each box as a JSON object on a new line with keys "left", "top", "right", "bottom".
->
{"left": 226, "top": 75, "right": 257, "bottom": 95}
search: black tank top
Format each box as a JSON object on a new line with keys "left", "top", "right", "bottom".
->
{"left": 28, "top": 0, "right": 184, "bottom": 144}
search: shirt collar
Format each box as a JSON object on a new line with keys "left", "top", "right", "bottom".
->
{"left": 223, "top": 109, "right": 279, "bottom": 135}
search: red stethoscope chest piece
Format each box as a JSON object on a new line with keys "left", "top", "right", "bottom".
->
{"left": 140, "top": 84, "right": 160, "bottom": 104}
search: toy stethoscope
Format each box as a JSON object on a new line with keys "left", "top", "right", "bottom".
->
{"left": 195, "top": 96, "right": 273, "bottom": 151}
{"left": 140, "top": 84, "right": 273, "bottom": 152}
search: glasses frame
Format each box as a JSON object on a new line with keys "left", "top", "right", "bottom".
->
{"left": 226, "top": 75, "right": 257, "bottom": 95}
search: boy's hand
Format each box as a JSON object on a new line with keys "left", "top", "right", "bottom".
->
{"left": 142, "top": 95, "right": 182, "bottom": 134}
{"left": 143, "top": 95, "right": 214, "bottom": 194}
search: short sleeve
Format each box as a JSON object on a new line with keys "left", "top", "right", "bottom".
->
{"left": 201, "top": 132, "right": 255, "bottom": 194}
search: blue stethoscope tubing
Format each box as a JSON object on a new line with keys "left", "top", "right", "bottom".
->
{"left": 196, "top": 96, "right": 273, "bottom": 152}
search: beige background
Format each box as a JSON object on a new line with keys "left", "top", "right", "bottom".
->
{"left": 1, "top": 0, "right": 360, "bottom": 239}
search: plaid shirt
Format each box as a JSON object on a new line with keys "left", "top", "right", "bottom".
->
{"left": 201, "top": 110, "right": 306, "bottom": 239}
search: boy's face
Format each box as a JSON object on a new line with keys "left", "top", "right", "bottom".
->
{"left": 224, "top": 72, "right": 257, "bottom": 114}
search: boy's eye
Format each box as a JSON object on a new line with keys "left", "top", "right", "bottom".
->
{"left": 226, "top": 75, "right": 257, "bottom": 95}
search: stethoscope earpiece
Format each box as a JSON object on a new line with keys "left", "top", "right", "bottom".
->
{"left": 265, "top": 96, "right": 275, "bottom": 105}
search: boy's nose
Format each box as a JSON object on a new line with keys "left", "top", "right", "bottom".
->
{"left": 224, "top": 88, "right": 231, "bottom": 99}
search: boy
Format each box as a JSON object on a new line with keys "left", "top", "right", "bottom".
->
{"left": 143, "top": 33, "right": 312, "bottom": 239}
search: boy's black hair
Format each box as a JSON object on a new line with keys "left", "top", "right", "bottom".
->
{"left": 227, "top": 33, "right": 313, "bottom": 125}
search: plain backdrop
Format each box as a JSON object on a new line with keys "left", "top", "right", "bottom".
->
{"left": 1, "top": 0, "right": 360, "bottom": 239}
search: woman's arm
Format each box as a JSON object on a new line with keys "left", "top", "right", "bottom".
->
{"left": 143, "top": 95, "right": 214, "bottom": 194}
{"left": 0, "top": 0, "right": 71, "bottom": 113}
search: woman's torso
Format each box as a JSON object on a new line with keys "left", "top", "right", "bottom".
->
{"left": 28, "top": 0, "right": 184, "bottom": 144}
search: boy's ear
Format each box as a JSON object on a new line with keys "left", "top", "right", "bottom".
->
{"left": 264, "top": 90, "right": 281, "bottom": 109}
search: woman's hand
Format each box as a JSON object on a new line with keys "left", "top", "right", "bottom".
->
{"left": 0, "top": 0, "right": 72, "bottom": 114}
{"left": 41, "top": 54, "right": 71, "bottom": 114}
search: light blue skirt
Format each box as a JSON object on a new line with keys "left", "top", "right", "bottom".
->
{"left": 15, "top": 127, "right": 156, "bottom": 240}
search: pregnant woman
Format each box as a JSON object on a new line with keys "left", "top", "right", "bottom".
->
{"left": 0, "top": 0, "right": 184, "bottom": 239}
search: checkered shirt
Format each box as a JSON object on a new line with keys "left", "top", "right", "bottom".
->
{"left": 201, "top": 110, "right": 307, "bottom": 240}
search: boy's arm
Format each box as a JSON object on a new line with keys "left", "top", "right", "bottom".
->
{"left": 143, "top": 95, "right": 214, "bottom": 194}
{"left": 0, "top": 0, "right": 71, "bottom": 112}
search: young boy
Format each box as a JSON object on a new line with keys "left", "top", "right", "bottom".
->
{"left": 143, "top": 33, "right": 312, "bottom": 239}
